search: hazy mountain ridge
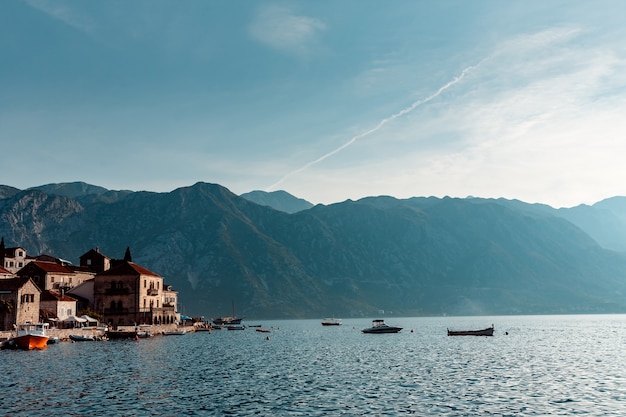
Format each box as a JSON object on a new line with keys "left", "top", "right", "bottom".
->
{"left": 2, "top": 181, "right": 626, "bottom": 318}
{"left": 240, "top": 190, "right": 314, "bottom": 213}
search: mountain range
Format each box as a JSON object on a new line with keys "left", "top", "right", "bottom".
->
{"left": 2, "top": 181, "right": 626, "bottom": 319}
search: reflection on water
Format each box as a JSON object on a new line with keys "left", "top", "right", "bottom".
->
{"left": 3, "top": 315, "right": 626, "bottom": 416}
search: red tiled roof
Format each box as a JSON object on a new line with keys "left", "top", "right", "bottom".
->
{"left": 25, "top": 261, "right": 74, "bottom": 274}
{"left": 41, "top": 290, "right": 77, "bottom": 302}
{"left": 0, "top": 265, "right": 12, "bottom": 275}
{"left": 97, "top": 261, "right": 161, "bottom": 278}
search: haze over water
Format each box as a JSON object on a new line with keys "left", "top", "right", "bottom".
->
{"left": 3, "top": 315, "right": 626, "bottom": 416}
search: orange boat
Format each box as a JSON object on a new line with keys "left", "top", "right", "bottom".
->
{"left": 13, "top": 323, "right": 50, "bottom": 350}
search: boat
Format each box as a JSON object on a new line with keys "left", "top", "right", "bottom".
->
{"left": 47, "top": 337, "right": 60, "bottom": 345}
{"left": 226, "top": 325, "right": 245, "bottom": 331}
{"left": 361, "top": 319, "right": 402, "bottom": 334}
{"left": 106, "top": 330, "right": 137, "bottom": 339}
{"left": 322, "top": 318, "right": 342, "bottom": 326}
{"left": 163, "top": 330, "right": 187, "bottom": 335}
{"left": 69, "top": 334, "right": 95, "bottom": 342}
{"left": 13, "top": 323, "right": 50, "bottom": 350}
{"left": 212, "top": 301, "right": 244, "bottom": 325}
{"left": 447, "top": 325, "right": 494, "bottom": 336}
{"left": 255, "top": 328, "right": 271, "bottom": 333}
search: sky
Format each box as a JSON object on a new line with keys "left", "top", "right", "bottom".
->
{"left": 2, "top": 1, "right": 626, "bottom": 208}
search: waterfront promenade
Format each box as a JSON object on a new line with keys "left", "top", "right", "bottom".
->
{"left": 0, "top": 324, "right": 196, "bottom": 342}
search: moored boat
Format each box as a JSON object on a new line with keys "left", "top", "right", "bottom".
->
{"left": 255, "top": 328, "right": 271, "bottom": 333}
{"left": 212, "top": 301, "right": 244, "bottom": 325}
{"left": 362, "top": 319, "right": 402, "bottom": 334}
{"left": 69, "top": 334, "right": 95, "bottom": 342}
{"left": 13, "top": 323, "right": 50, "bottom": 350}
{"left": 106, "top": 330, "right": 137, "bottom": 339}
{"left": 447, "top": 325, "right": 494, "bottom": 336}
{"left": 227, "top": 325, "right": 245, "bottom": 330}
{"left": 322, "top": 318, "right": 342, "bottom": 326}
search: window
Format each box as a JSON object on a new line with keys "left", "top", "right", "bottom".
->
{"left": 18, "top": 251, "right": 23, "bottom": 257}
{"left": 86, "top": 259, "right": 92, "bottom": 266}
{"left": 51, "top": 277, "right": 55, "bottom": 283}
{"left": 20, "top": 294, "right": 35, "bottom": 303}
{"left": 67, "top": 309, "right": 72, "bottom": 316}
{"left": 144, "top": 280, "right": 146, "bottom": 288}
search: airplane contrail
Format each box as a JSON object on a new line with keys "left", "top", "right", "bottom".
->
{"left": 267, "top": 63, "right": 480, "bottom": 191}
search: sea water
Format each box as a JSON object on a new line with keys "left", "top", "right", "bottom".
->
{"left": 2, "top": 315, "right": 626, "bottom": 416}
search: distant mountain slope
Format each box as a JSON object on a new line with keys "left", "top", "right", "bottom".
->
{"left": 240, "top": 190, "right": 314, "bottom": 213}
{"left": 2, "top": 182, "right": 626, "bottom": 319}
{"left": 29, "top": 181, "right": 110, "bottom": 198}
{"left": 0, "top": 185, "right": 20, "bottom": 199}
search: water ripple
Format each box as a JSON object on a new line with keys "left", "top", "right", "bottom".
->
{"left": 3, "top": 315, "right": 626, "bottom": 415}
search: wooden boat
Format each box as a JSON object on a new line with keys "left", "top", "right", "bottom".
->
{"left": 69, "top": 334, "right": 95, "bottom": 342}
{"left": 13, "top": 323, "right": 50, "bottom": 350}
{"left": 321, "top": 318, "right": 342, "bottom": 326}
{"left": 447, "top": 325, "right": 494, "bottom": 336}
{"left": 227, "top": 325, "right": 245, "bottom": 330}
{"left": 255, "top": 328, "right": 271, "bottom": 333}
{"left": 362, "top": 319, "right": 402, "bottom": 334}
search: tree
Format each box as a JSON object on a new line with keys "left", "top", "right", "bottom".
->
{"left": 124, "top": 246, "right": 132, "bottom": 262}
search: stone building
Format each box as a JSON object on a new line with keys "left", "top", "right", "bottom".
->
{"left": 40, "top": 290, "right": 78, "bottom": 323}
{"left": 94, "top": 261, "right": 177, "bottom": 327}
{"left": 79, "top": 248, "right": 112, "bottom": 273}
{"left": 0, "top": 277, "right": 41, "bottom": 331}
{"left": 0, "top": 241, "right": 29, "bottom": 274}
{"left": 16, "top": 260, "right": 96, "bottom": 292}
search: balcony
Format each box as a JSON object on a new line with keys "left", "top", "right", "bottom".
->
{"left": 147, "top": 288, "right": 159, "bottom": 296}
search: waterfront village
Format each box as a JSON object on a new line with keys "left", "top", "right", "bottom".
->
{"left": 0, "top": 237, "right": 201, "bottom": 347}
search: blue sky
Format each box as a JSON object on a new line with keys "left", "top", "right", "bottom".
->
{"left": 2, "top": 1, "right": 626, "bottom": 208}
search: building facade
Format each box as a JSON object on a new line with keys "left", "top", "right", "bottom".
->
{"left": 94, "top": 261, "right": 177, "bottom": 327}
{"left": 0, "top": 277, "right": 41, "bottom": 331}
{"left": 16, "top": 260, "right": 96, "bottom": 292}
{"left": 1, "top": 245, "right": 30, "bottom": 274}
{"left": 40, "top": 290, "right": 78, "bottom": 323}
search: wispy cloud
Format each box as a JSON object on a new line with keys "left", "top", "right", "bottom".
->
{"left": 393, "top": 26, "right": 626, "bottom": 206}
{"left": 249, "top": 5, "right": 326, "bottom": 58}
{"left": 267, "top": 63, "right": 481, "bottom": 191}
{"left": 23, "top": 0, "right": 94, "bottom": 34}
